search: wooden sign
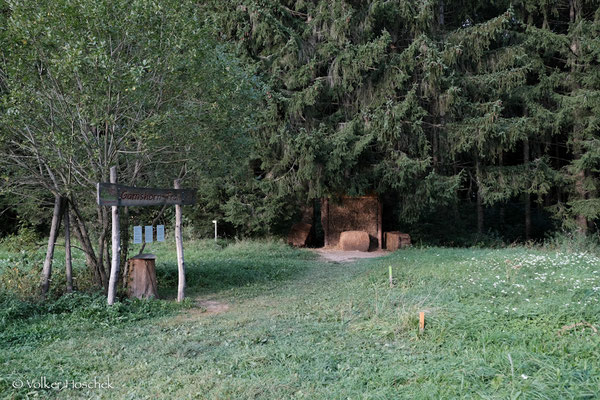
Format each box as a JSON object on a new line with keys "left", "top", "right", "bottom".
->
{"left": 97, "top": 183, "right": 196, "bottom": 207}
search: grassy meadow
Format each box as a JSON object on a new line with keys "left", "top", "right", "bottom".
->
{"left": 1, "top": 240, "right": 600, "bottom": 399}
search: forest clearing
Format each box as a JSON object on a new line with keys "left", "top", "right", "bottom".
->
{"left": 1, "top": 0, "right": 600, "bottom": 398}
{"left": 2, "top": 240, "right": 599, "bottom": 399}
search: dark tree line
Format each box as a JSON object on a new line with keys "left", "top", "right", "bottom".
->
{"left": 203, "top": 0, "right": 600, "bottom": 242}
{"left": 1, "top": 0, "right": 600, "bottom": 257}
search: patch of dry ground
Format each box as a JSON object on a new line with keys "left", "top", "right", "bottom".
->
{"left": 313, "top": 248, "right": 390, "bottom": 263}
{"left": 197, "top": 300, "right": 230, "bottom": 314}
{"left": 166, "top": 300, "right": 230, "bottom": 325}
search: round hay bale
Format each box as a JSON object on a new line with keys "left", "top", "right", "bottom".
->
{"left": 339, "top": 231, "right": 370, "bottom": 252}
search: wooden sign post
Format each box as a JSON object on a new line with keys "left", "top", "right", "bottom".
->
{"left": 174, "top": 180, "right": 185, "bottom": 302}
{"left": 97, "top": 168, "right": 196, "bottom": 305}
{"left": 107, "top": 167, "right": 120, "bottom": 305}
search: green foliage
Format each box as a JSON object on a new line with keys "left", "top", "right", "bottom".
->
{"left": 0, "top": 0, "right": 269, "bottom": 285}
{"left": 544, "top": 230, "right": 600, "bottom": 255}
{"left": 204, "top": 0, "right": 600, "bottom": 238}
{"left": 2, "top": 0, "right": 600, "bottom": 242}
{"left": 0, "top": 224, "right": 41, "bottom": 252}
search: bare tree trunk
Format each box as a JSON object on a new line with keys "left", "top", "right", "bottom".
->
{"left": 570, "top": 0, "right": 587, "bottom": 235}
{"left": 107, "top": 166, "right": 120, "bottom": 305}
{"left": 453, "top": 163, "right": 460, "bottom": 223}
{"left": 70, "top": 196, "right": 105, "bottom": 290}
{"left": 524, "top": 137, "right": 531, "bottom": 240}
{"left": 499, "top": 152, "right": 505, "bottom": 227}
{"left": 575, "top": 168, "right": 588, "bottom": 234}
{"left": 175, "top": 179, "right": 186, "bottom": 302}
{"left": 475, "top": 157, "right": 484, "bottom": 235}
{"left": 41, "top": 195, "right": 62, "bottom": 298}
{"left": 377, "top": 198, "right": 383, "bottom": 250}
{"left": 322, "top": 198, "right": 329, "bottom": 247}
{"left": 103, "top": 239, "right": 111, "bottom": 288}
{"left": 120, "top": 206, "right": 130, "bottom": 282}
{"left": 64, "top": 200, "right": 73, "bottom": 293}
{"left": 432, "top": 127, "right": 439, "bottom": 169}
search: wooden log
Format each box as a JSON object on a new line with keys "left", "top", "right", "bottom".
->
{"left": 107, "top": 166, "right": 120, "bottom": 305}
{"left": 41, "top": 195, "right": 62, "bottom": 298}
{"left": 126, "top": 254, "right": 158, "bottom": 299}
{"left": 339, "top": 231, "right": 370, "bottom": 252}
{"left": 64, "top": 200, "right": 73, "bottom": 293}
{"left": 174, "top": 179, "right": 186, "bottom": 302}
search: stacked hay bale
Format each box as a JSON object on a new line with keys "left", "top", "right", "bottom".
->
{"left": 385, "top": 232, "right": 411, "bottom": 250}
{"left": 339, "top": 231, "right": 370, "bottom": 252}
{"left": 287, "top": 222, "right": 312, "bottom": 247}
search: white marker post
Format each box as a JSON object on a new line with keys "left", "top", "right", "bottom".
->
{"left": 212, "top": 220, "right": 217, "bottom": 242}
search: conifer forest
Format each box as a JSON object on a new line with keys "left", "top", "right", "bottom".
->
{"left": 2, "top": 1, "right": 600, "bottom": 399}
{"left": 1, "top": 0, "right": 599, "bottom": 245}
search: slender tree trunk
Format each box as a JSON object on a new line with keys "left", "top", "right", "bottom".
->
{"left": 175, "top": 179, "right": 186, "bottom": 302}
{"left": 554, "top": 137, "right": 563, "bottom": 203}
{"left": 64, "top": 200, "right": 73, "bottom": 293}
{"left": 322, "top": 198, "right": 329, "bottom": 247}
{"left": 570, "top": 0, "right": 587, "bottom": 234}
{"left": 103, "top": 240, "right": 111, "bottom": 288}
{"left": 107, "top": 166, "right": 120, "bottom": 305}
{"left": 41, "top": 195, "right": 62, "bottom": 298}
{"left": 453, "top": 163, "right": 460, "bottom": 223}
{"left": 120, "top": 206, "right": 130, "bottom": 281}
{"left": 524, "top": 137, "right": 531, "bottom": 240}
{"left": 432, "top": 125, "right": 439, "bottom": 169}
{"left": 499, "top": 152, "right": 505, "bottom": 227}
{"left": 70, "top": 196, "right": 105, "bottom": 290}
{"left": 475, "top": 157, "right": 484, "bottom": 235}
{"left": 574, "top": 168, "right": 588, "bottom": 234}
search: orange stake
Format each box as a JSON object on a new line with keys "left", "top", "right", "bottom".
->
{"left": 419, "top": 312, "right": 425, "bottom": 333}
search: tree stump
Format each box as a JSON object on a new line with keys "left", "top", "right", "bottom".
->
{"left": 127, "top": 254, "right": 158, "bottom": 299}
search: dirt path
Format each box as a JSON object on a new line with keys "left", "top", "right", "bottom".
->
{"left": 313, "top": 248, "right": 390, "bottom": 263}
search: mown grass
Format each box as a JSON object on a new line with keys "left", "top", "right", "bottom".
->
{"left": 1, "top": 241, "right": 599, "bottom": 399}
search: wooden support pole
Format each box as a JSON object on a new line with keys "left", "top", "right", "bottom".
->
{"left": 322, "top": 198, "right": 329, "bottom": 247}
{"left": 174, "top": 179, "right": 186, "bottom": 302}
{"left": 377, "top": 198, "right": 383, "bottom": 250}
{"left": 64, "top": 200, "right": 73, "bottom": 293}
{"left": 107, "top": 166, "right": 120, "bottom": 305}
{"left": 41, "top": 195, "right": 62, "bottom": 298}
{"left": 419, "top": 311, "right": 425, "bottom": 334}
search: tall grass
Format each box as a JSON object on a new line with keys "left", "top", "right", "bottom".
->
{"left": 1, "top": 241, "right": 599, "bottom": 398}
